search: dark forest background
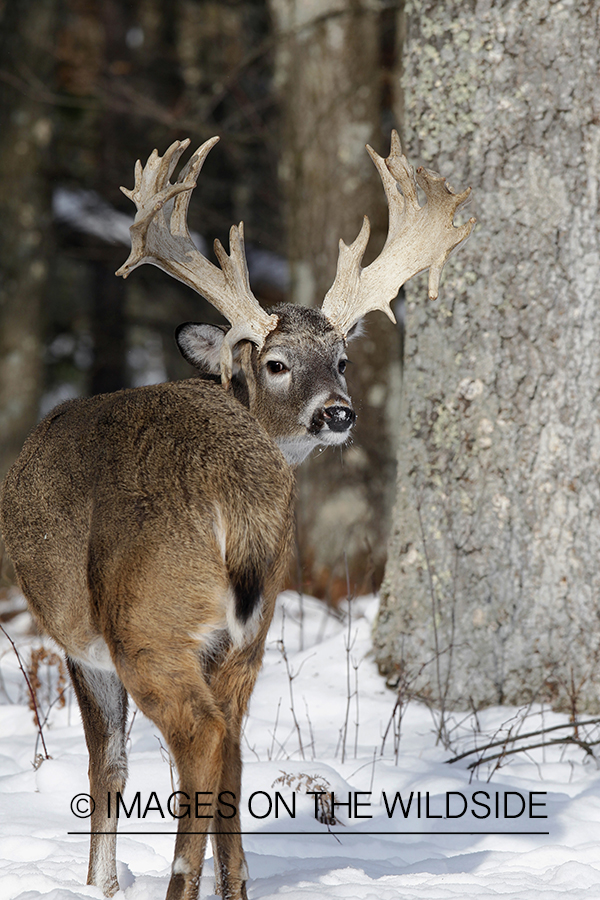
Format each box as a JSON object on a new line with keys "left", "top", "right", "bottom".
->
{"left": 0, "top": 0, "right": 405, "bottom": 604}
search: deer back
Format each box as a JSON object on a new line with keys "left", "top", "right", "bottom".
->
{"left": 0, "top": 379, "right": 295, "bottom": 664}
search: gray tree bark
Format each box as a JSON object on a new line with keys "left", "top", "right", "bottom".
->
{"left": 268, "top": 0, "right": 403, "bottom": 599}
{"left": 374, "top": 0, "right": 600, "bottom": 713}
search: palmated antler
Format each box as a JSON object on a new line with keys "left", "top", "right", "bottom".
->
{"left": 321, "top": 130, "right": 476, "bottom": 336}
{"left": 116, "top": 137, "right": 278, "bottom": 384}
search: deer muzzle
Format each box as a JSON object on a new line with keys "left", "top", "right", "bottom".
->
{"left": 323, "top": 405, "right": 356, "bottom": 432}
{"left": 309, "top": 399, "right": 356, "bottom": 437}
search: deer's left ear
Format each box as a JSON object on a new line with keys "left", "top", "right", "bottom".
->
{"left": 345, "top": 319, "right": 365, "bottom": 342}
{"left": 176, "top": 323, "right": 226, "bottom": 374}
{"left": 176, "top": 323, "right": 248, "bottom": 376}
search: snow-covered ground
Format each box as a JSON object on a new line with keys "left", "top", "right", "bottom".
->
{"left": 2, "top": 591, "right": 600, "bottom": 899}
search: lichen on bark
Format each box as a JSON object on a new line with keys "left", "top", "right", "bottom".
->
{"left": 375, "top": 0, "right": 600, "bottom": 712}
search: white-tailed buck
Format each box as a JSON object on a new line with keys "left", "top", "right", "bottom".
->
{"left": 0, "top": 133, "right": 474, "bottom": 900}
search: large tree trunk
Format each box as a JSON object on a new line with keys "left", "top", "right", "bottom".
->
{"left": 269, "top": 0, "right": 402, "bottom": 600}
{"left": 374, "top": 1, "right": 600, "bottom": 713}
{"left": 0, "top": 0, "right": 55, "bottom": 479}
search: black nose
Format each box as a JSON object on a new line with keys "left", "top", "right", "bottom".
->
{"left": 323, "top": 405, "right": 356, "bottom": 433}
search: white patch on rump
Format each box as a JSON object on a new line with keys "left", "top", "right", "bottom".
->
{"left": 72, "top": 636, "right": 116, "bottom": 672}
{"left": 225, "top": 585, "right": 263, "bottom": 648}
{"left": 189, "top": 588, "right": 264, "bottom": 654}
{"left": 190, "top": 623, "right": 229, "bottom": 660}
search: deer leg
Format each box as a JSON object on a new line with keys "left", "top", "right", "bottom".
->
{"left": 208, "top": 646, "right": 266, "bottom": 900}
{"left": 66, "top": 658, "right": 128, "bottom": 898}
{"left": 116, "top": 647, "right": 228, "bottom": 900}
{"left": 210, "top": 712, "right": 247, "bottom": 900}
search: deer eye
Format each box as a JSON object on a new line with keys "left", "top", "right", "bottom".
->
{"left": 266, "top": 360, "right": 289, "bottom": 375}
{"left": 338, "top": 358, "right": 348, "bottom": 375}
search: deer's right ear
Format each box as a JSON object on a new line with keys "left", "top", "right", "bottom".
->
{"left": 176, "top": 323, "right": 226, "bottom": 375}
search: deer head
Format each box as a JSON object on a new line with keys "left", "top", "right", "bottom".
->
{"left": 116, "top": 134, "right": 475, "bottom": 465}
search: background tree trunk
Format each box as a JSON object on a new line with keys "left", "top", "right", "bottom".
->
{"left": 269, "top": 0, "right": 403, "bottom": 600}
{"left": 0, "top": 0, "right": 55, "bottom": 479}
{"left": 1, "top": 0, "right": 282, "bottom": 597}
{"left": 374, "top": 0, "right": 600, "bottom": 713}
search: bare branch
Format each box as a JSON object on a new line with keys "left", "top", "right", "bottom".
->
{"left": 446, "top": 716, "right": 600, "bottom": 766}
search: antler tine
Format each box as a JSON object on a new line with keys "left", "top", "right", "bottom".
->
{"left": 168, "top": 139, "right": 219, "bottom": 238}
{"left": 116, "top": 137, "right": 278, "bottom": 386}
{"left": 321, "top": 130, "right": 476, "bottom": 336}
{"left": 117, "top": 139, "right": 202, "bottom": 280}
{"left": 412, "top": 166, "right": 474, "bottom": 300}
{"left": 119, "top": 138, "right": 191, "bottom": 208}
{"left": 212, "top": 222, "right": 280, "bottom": 384}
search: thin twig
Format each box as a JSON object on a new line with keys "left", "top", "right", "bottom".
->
{"left": 369, "top": 746, "right": 377, "bottom": 794}
{"left": 340, "top": 553, "right": 357, "bottom": 764}
{"left": 353, "top": 656, "right": 360, "bottom": 760}
{"left": 125, "top": 707, "right": 138, "bottom": 746}
{"left": 278, "top": 611, "right": 306, "bottom": 760}
{"left": 242, "top": 730, "right": 261, "bottom": 763}
{"left": 0, "top": 624, "right": 50, "bottom": 761}
{"left": 155, "top": 735, "right": 177, "bottom": 793}
{"left": 416, "top": 502, "right": 450, "bottom": 748}
{"left": 304, "top": 697, "right": 316, "bottom": 760}
{"left": 268, "top": 697, "right": 282, "bottom": 761}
